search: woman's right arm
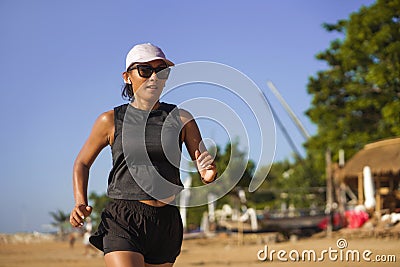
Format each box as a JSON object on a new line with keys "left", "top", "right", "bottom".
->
{"left": 69, "top": 110, "right": 114, "bottom": 227}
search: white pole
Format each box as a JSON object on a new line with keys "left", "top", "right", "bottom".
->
{"left": 179, "top": 176, "right": 192, "bottom": 231}
{"left": 267, "top": 81, "right": 311, "bottom": 140}
{"left": 363, "top": 166, "right": 376, "bottom": 209}
{"left": 207, "top": 193, "right": 217, "bottom": 223}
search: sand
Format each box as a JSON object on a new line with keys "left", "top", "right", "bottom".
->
{"left": 0, "top": 233, "right": 399, "bottom": 267}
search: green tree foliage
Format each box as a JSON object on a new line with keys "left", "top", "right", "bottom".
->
{"left": 49, "top": 209, "right": 70, "bottom": 236}
{"left": 189, "top": 141, "right": 255, "bottom": 188}
{"left": 305, "top": 0, "right": 400, "bottom": 178}
{"left": 186, "top": 141, "right": 256, "bottom": 228}
{"left": 88, "top": 191, "right": 111, "bottom": 229}
{"left": 253, "top": 158, "right": 325, "bottom": 210}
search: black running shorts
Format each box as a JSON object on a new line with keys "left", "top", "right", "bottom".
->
{"left": 89, "top": 199, "right": 183, "bottom": 264}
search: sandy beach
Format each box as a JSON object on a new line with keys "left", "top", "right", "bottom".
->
{"left": 1, "top": 232, "right": 399, "bottom": 267}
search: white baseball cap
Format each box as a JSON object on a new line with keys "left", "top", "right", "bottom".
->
{"left": 125, "top": 43, "right": 174, "bottom": 70}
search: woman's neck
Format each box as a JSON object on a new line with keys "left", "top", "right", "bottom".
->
{"left": 131, "top": 99, "right": 160, "bottom": 111}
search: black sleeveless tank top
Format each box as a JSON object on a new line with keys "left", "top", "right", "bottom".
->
{"left": 107, "top": 102, "right": 184, "bottom": 200}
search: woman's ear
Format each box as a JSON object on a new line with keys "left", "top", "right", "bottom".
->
{"left": 122, "top": 72, "right": 131, "bottom": 84}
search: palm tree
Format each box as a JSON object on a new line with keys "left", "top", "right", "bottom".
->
{"left": 49, "top": 209, "right": 70, "bottom": 238}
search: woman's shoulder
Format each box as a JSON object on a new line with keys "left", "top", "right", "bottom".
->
{"left": 177, "top": 108, "right": 194, "bottom": 124}
{"left": 94, "top": 109, "right": 114, "bottom": 128}
{"left": 101, "top": 109, "right": 114, "bottom": 117}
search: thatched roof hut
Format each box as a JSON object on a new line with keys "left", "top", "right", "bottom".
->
{"left": 335, "top": 137, "right": 400, "bottom": 214}
{"left": 337, "top": 137, "right": 400, "bottom": 181}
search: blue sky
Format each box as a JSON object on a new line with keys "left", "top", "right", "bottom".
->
{"left": 0, "top": 0, "right": 376, "bottom": 233}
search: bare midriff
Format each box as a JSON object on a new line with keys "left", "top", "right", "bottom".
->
{"left": 139, "top": 195, "right": 175, "bottom": 207}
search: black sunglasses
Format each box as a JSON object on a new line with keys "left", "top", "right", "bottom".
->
{"left": 127, "top": 64, "right": 171, "bottom": 79}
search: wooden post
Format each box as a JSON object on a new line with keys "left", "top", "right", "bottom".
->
{"left": 376, "top": 176, "right": 381, "bottom": 216}
{"left": 326, "top": 149, "right": 333, "bottom": 237}
{"left": 237, "top": 220, "right": 244, "bottom": 246}
{"left": 358, "top": 173, "right": 364, "bottom": 205}
{"left": 337, "top": 182, "right": 346, "bottom": 226}
{"left": 389, "top": 177, "right": 394, "bottom": 192}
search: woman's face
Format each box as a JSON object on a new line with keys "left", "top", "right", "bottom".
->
{"left": 123, "top": 59, "right": 169, "bottom": 103}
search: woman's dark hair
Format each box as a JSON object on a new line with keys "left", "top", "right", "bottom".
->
{"left": 122, "top": 83, "right": 134, "bottom": 100}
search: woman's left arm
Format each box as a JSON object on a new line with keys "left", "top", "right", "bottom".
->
{"left": 179, "top": 109, "right": 217, "bottom": 184}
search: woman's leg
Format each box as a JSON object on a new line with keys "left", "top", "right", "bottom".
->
{"left": 104, "top": 251, "right": 145, "bottom": 267}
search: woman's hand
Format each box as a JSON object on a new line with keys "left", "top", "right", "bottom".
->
{"left": 195, "top": 150, "right": 217, "bottom": 184}
{"left": 70, "top": 204, "right": 93, "bottom": 227}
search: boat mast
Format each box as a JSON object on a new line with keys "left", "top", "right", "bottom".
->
{"left": 267, "top": 81, "right": 311, "bottom": 140}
